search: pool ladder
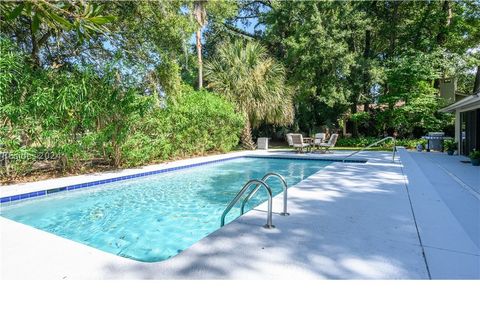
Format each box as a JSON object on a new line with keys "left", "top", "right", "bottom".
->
{"left": 220, "top": 172, "right": 288, "bottom": 229}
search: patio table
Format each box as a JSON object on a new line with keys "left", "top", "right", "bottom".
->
{"left": 302, "top": 137, "right": 314, "bottom": 152}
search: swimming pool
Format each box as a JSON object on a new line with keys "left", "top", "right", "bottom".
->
{"left": 1, "top": 156, "right": 332, "bottom": 262}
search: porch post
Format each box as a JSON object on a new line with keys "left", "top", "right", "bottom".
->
{"left": 455, "top": 110, "right": 460, "bottom": 153}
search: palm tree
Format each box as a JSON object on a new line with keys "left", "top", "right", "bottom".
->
{"left": 204, "top": 40, "right": 293, "bottom": 149}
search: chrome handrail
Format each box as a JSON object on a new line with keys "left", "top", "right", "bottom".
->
{"left": 220, "top": 179, "right": 275, "bottom": 229}
{"left": 240, "top": 172, "right": 289, "bottom": 216}
{"left": 341, "top": 136, "right": 396, "bottom": 163}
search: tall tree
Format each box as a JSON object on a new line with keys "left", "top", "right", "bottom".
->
{"left": 474, "top": 66, "right": 480, "bottom": 93}
{"left": 264, "top": 1, "right": 355, "bottom": 133}
{"left": 0, "top": 0, "right": 115, "bottom": 67}
{"left": 204, "top": 40, "right": 293, "bottom": 149}
{"left": 105, "top": 1, "right": 195, "bottom": 99}
{"left": 190, "top": 0, "right": 238, "bottom": 89}
{"left": 194, "top": 0, "right": 208, "bottom": 89}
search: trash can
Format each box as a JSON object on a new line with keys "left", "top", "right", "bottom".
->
{"left": 257, "top": 137, "right": 269, "bottom": 150}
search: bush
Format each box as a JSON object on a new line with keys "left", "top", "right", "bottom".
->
{"left": 336, "top": 137, "right": 426, "bottom": 149}
{"left": 336, "top": 137, "right": 379, "bottom": 148}
{"left": 0, "top": 36, "right": 243, "bottom": 180}
{"left": 121, "top": 86, "right": 244, "bottom": 166}
{"left": 395, "top": 138, "right": 428, "bottom": 149}
{"left": 443, "top": 139, "right": 458, "bottom": 151}
{"left": 0, "top": 43, "right": 153, "bottom": 174}
{"left": 469, "top": 150, "right": 480, "bottom": 160}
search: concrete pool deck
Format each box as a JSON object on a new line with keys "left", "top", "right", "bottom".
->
{"left": 1, "top": 149, "right": 478, "bottom": 279}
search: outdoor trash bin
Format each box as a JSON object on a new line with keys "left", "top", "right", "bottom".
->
{"left": 257, "top": 137, "right": 269, "bottom": 150}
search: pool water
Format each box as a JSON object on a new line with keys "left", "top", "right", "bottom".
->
{"left": 1, "top": 157, "right": 331, "bottom": 262}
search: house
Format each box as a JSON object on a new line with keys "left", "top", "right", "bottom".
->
{"left": 439, "top": 91, "right": 480, "bottom": 156}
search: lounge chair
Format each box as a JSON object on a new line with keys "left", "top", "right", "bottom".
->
{"left": 317, "top": 133, "right": 338, "bottom": 153}
{"left": 291, "top": 134, "right": 311, "bottom": 153}
{"left": 313, "top": 133, "right": 326, "bottom": 150}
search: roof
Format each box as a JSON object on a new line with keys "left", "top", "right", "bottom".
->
{"left": 439, "top": 91, "right": 480, "bottom": 113}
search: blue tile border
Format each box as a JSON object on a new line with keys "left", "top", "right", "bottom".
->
{"left": 0, "top": 154, "right": 363, "bottom": 205}
{"left": 245, "top": 155, "right": 367, "bottom": 163}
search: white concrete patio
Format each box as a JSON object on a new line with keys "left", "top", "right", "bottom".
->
{"left": 1, "top": 149, "right": 478, "bottom": 279}
{"left": 399, "top": 149, "right": 479, "bottom": 279}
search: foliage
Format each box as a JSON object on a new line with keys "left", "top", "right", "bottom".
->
{"left": 106, "top": 1, "right": 195, "bottom": 99}
{"left": 1, "top": 1, "right": 115, "bottom": 36}
{"left": 392, "top": 95, "right": 454, "bottom": 137}
{"left": 443, "top": 139, "right": 458, "bottom": 151}
{"left": 0, "top": 40, "right": 132, "bottom": 178}
{"left": 0, "top": 1, "right": 115, "bottom": 66}
{"left": 251, "top": 0, "right": 478, "bottom": 138}
{"left": 336, "top": 137, "right": 426, "bottom": 150}
{"left": 469, "top": 150, "right": 480, "bottom": 160}
{"left": 350, "top": 112, "right": 370, "bottom": 126}
{"left": 263, "top": 0, "right": 355, "bottom": 132}
{"left": 382, "top": 50, "right": 441, "bottom": 105}
{"left": 204, "top": 40, "right": 293, "bottom": 149}
{"left": 0, "top": 38, "right": 242, "bottom": 180}
{"left": 122, "top": 86, "right": 243, "bottom": 166}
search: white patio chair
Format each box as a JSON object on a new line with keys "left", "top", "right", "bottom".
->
{"left": 286, "top": 133, "right": 294, "bottom": 147}
{"left": 291, "top": 134, "right": 311, "bottom": 153}
{"left": 313, "top": 133, "right": 326, "bottom": 150}
{"left": 317, "top": 134, "right": 339, "bottom": 153}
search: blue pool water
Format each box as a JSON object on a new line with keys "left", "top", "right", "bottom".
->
{"left": 1, "top": 157, "right": 331, "bottom": 262}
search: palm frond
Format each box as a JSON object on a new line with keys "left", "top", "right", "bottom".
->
{"left": 204, "top": 40, "right": 294, "bottom": 128}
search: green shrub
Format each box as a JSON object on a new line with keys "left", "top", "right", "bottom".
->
{"left": 336, "top": 137, "right": 379, "bottom": 148}
{"left": 396, "top": 138, "right": 427, "bottom": 149}
{"left": 0, "top": 37, "right": 243, "bottom": 180}
{"left": 121, "top": 86, "right": 244, "bottom": 166}
{"left": 469, "top": 150, "right": 480, "bottom": 160}
{"left": 336, "top": 137, "right": 426, "bottom": 149}
{"left": 443, "top": 139, "right": 458, "bottom": 151}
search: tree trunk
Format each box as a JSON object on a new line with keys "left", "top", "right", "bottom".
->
{"left": 241, "top": 118, "right": 256, "bottom": 150}
{"left": 196, "top": 29, "right": 203, "bottom": 89}
{"left": 112, "top": 136, "right": 122, "bottom": 168}
{"left": 363, "top": 29, "right": 371, "bottom": 113}
{"left": 351, "top": 102, "right": 359, "bottom": 138}
{"left": 437, "top": 0, "right": 452, "bottom": 45}
{"left": 29, "top": 20, "right": 40, "bottom": 67}
{"left": 194, "top": 1, "right": 207, "bottom": 90}
{"left": 473, "top": 65, "right": 480, "bottom": 94}
{"left": 389, "top": 1, "right": 400, "bottom": 56}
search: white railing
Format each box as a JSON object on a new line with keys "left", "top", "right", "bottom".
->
{"left": 341, "top": 136, "right": 396, "bottom": 163}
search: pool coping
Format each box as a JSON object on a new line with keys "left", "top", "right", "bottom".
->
{"left": 0, "top": 150, "right": 365, "bottom": 205}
